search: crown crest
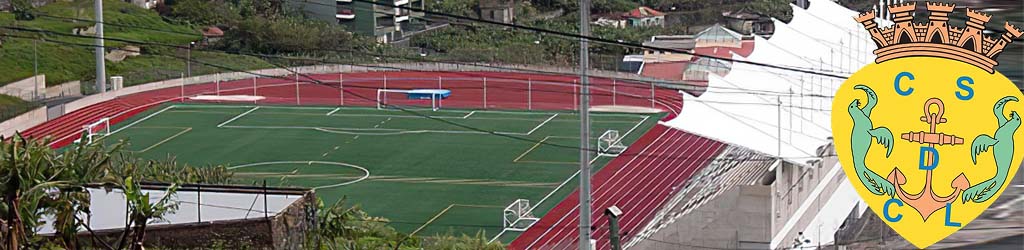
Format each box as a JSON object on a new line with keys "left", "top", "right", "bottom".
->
{"left": 855, "top": 1, "right": 1022, "bottom": 73}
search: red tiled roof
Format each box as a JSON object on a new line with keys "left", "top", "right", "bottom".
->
{"left": 624, "top": 6, "right": 665, "bottom": 18}
{"left": 201, "top": 26, "right": 224, "bottom": 37}
{"left": 640, "top": 61, "right": 688, "bottom": 81}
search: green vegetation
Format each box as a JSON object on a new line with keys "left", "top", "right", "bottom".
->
{"left": 105, "top": 103, "right": 663, "bottom": 241}
{"left": 0, "top": 134, "right": 233, "bottom": 249}
{"left": 0, "top": 94, "right": 39, "bottom": 121}
{"left": 0, "top": 0, "right": 301, "bottom": 89}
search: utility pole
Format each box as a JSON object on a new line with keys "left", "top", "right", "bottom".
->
{"left": 94, "top": 0, "right": 106, "bottom": 93}
{"left": 33, "top": 39, "right": 38, "bottom": 100}
{"left": 578, "top": 0, "right": 593, "bottom": 247}
{"left": 187, "top": 41, "right": 195, "bottom": 77}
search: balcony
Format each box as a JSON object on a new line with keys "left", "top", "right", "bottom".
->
{"left": 393, "top": 0, "right": 409, "bottom": 5}
{"left": 336, "top": 9, "right": 355, "bottom": 20}
{"left": 395, "top": 15, "right": 410, "bottom": 22}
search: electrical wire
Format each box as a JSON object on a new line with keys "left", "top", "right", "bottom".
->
{"left": 2, "top": 28, "right": 834, "bottom": 162}
{"left": 295, "top": 0, "right": 851, "bottom": 79}
{"left": 21, "top": 11, "right": 842, "bottom": 98}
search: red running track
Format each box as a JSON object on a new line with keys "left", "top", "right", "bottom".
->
{"left": 508, "top": 124, "right": 725, "bottom": 249}
{"left": 18, "top": 71, "right": 722, "bottom": 250}
{"left": 21, "top": 71, "right": 682, "bottom": 148}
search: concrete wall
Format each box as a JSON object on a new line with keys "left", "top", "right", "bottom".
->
{"left": 44, "top": 80, "right": 81, "bottom": 99}
{"left": 630, "top": 185, "right": 771, "bottom": 250}
{"left": 5, "top": 62, "right": 686, "bottom": 136}
{"left": 0, "top": 107, "right": 46, "bottom": 138}
{"left": 0, "top": 75, "right": 44, "bottom": 101}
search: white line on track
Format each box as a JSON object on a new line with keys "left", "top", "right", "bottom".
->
{"left": 491, "top": 116, "right": 654, "bottom": 243}
{"left": 217, "top": 106, "right": 260, "bottom": 128}
{"left": 462, "top": 111, "right": 476, "bottom": 119}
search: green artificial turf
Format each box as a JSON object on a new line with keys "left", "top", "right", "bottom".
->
{"left": 103, "top": 103, "right": 663, "bottom": 240}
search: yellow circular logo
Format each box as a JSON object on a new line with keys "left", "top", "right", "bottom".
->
{"left": 832, "top": 56, "right": 1024, "bottom": 248}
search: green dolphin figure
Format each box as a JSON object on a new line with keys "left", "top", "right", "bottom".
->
{"left": 848, "top": 85, "right": 896, "bottom": 197}
{"left": 964, "top": 96, "right": 1020, "bottom": 203}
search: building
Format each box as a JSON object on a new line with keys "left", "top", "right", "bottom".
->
{"left": 642, "top": 35, "right": 695, "bottom": 63}
{"left": 289, "top": 0, "right": 426, "bottom": 43}
{"left": 126, "top": 0, "right": 161, "bottom": 9}
{"left": 478, "top": 0, "right": 513, "bottom": 24}
{"left": 722, "top": 10, "right": 774, "bottom": 36}
{"left": 624, "top": 6, "right": 665, "bottom": 27}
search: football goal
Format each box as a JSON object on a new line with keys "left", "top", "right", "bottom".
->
{"left": 77, "top": 117, "right": 111, "bottom": 144}
{"left": 598, "top": 130, "right": 628, "bottom": 157}
{"left": 502, "top": 199, "right": 539, "bottom": 232}
{"left": 376, "top": 89, "right": 451, "bottom": 111}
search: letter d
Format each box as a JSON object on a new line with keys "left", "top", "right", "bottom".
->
{"left": 919, "top": 146, "right": 939, "bottom": 170}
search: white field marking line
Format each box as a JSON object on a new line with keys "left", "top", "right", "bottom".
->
{"left": 522, "top": 128, "right": 677, "bottom": 248}
{"left": 109, "top": 105, "right": 177, "bottom": 135}
{"left": 172, "top": 104, "right": 257, "bottom": 109}
{"left": 491, "top": 115, "right": 650, "bottom": 242}
{"left": 326, "top": 107, "right": 341, "bottom": 116}
{"left": 47, "top": 79, "right": 334, "bottom": 146}
{"left": 224, "top": 125, "right": 526, "bottom": 135}
{"left": 539, "top": 131, "right": 693, "bottom": 247}
{"left": 228, "top": 160, "right": 370, "bottom": 190}
{"left": 137, "top": 127, "right": 192, "bottom": 153}
{"left": 592, "top": 136, "right": 717, "bottom": 244}
{"left": 217, "top": 106, "right": 260, "bottom": 128}
{"left": 462, "top": 110, "right": 476, "bottom": 119}
{"left": 526, "top": 114, "right": 559, "bottom": 135}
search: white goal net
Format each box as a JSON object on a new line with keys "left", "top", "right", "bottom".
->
{"left": 598, "top": 130, "right": 628, "bottom": 157}
{"left": 77, "top": 117, "right": 111, "bottom": 144}
{"left": 376, "top": 89, "right": 446, "bottom": 111}
{"left": 503, "top": 199, "right": 539, "bottom": 232}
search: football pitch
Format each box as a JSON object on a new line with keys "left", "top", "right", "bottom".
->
{"left": 102, "top": 103, "right": 663, "bottom": 240}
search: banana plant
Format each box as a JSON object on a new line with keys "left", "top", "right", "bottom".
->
{"left": 119, "top": 177, "right": 178, "bottom": 250}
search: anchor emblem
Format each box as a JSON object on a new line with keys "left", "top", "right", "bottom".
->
{"left": 887, "top": 98, "right": 971, "bottom": 221}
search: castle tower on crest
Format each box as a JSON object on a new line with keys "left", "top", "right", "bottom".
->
{"left": 855, "top": 1, "right": 1022, "bottom": 73}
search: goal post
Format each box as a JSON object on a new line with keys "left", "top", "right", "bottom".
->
{"left": 78, "top": 117, "right": 111, "bottom": 144}
{"left": 598, "top": 130, "right": 628, "bottom": 157}
{"left": 376, "top": 89, "right": 451, "bottom": 111}
{"left": 502, "top": 199, "right": 539, "bottom": 232}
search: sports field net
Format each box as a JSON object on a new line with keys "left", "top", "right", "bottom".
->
{"left": 376, "top": 89, "right": 446, "bottom": 111}
{"left": 79, "top": 117, "right": 110, "bottom": 144}
{"left": 598, "top": 130, "right": 628, "bottom": 156}
{"left": 503, "top": 199, "right": 539, "bottom": 232}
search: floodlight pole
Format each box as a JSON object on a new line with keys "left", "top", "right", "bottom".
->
{"left": 578, "top": 0, "right": 593, "bottom": 248}
{"left": 94, "top": 0, "right": 106, "bottom": 93}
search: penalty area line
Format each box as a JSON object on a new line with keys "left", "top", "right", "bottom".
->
{"left": 218, "top": 106, "right": 260, "bottom": 128}
{"left": 526, "top": 113, "right": 559, "bottom": 135}
{"left": 326, "top": 107, "right": 341, "bottom": 116}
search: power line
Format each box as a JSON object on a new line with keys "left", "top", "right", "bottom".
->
{"left": 293, "top": 0, "right": 850, "bottom": 79}
{"left": 1, "top": 26, "right": 833, "bottom": 161}
{"left": 22, "top": 12, "right": 840, "bottom": 99}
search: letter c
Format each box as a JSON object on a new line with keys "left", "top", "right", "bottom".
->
{"left": 884, "top": 198, "right": 903, "bottom": 222}
{"left": 894, "top": 72, "right": 915, "bottom": 96}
